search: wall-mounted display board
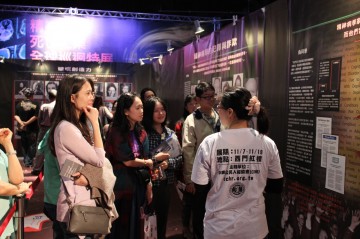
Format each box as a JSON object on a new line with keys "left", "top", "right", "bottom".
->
{"left": 283, "top": 0, "right": 360, "bottom": 238}
{"left": 182, "top": 10, "right": 264, "bottom": 98}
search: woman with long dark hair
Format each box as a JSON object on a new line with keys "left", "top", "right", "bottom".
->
{"left": 48, "top": 75, "right": 107, "bottom": 239}
{"left": 142, "top": 97, "right": 182, "bottom": 239}
{"left": 105, "top": 92, "right": 153, "bottom": 239}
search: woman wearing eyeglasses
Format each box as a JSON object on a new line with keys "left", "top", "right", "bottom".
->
{"left": 191, "top": 88, "right": 283, "bottom": 239}
{"left": 48, "top": 75, "right": 108, "bottom": 239}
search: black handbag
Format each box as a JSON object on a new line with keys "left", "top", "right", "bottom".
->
{"left": 135, "top": 168, "right": 151, "bottom": 185}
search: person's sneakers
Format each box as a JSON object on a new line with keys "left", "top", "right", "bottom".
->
{"left": 31, "top": 170, "right": 41, "bottom": 176}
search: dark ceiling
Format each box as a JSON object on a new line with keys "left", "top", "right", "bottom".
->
{"left": 1, "top": 0, "right": 277, "bottom": 19}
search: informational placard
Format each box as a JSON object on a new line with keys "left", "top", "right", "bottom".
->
{"left": 183, "top": 10, "right": 264, "bottom": 97}
{"left": 325, "top": 153, "right": 345, "bottom": 194}
{"left": 315, "top": 117, "right": 332, "bottom": 149}
{"left": 321, "top": 134, "right": 339, "bottom": 168}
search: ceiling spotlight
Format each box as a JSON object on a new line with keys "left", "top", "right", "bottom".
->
{"left": 167, "top": 41, "right": 174, "bottom": 52}
{"left": 233, "top": 15, "right": 238, "bottom": 26}
{"left": 139, "top": 58, "right": 145, "bottom": 66}
{"left": 194, "top": 20, "right": 204, "bottom": 35}
{"left": 158, "top": 54, "right": 163, "bottom": 65}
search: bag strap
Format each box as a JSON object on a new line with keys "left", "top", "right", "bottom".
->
{"left": 60, "top": 179, "right": 74, "bottom": 209}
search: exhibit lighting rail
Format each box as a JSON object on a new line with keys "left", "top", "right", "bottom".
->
{"left": 0, "top": 4, "right": 214, "bottom": 22}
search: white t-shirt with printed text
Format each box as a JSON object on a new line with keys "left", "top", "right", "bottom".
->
{"left": 191, "top": 128, "right": 283, "bottom": 239}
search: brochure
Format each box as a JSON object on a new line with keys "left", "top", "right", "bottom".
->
{"left": 59, "top": 159, "right": 83, "bottom": 179}
{"left": 151, "top": 132, "right": 182, "bottom": 158}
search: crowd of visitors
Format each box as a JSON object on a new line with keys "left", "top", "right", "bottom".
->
{"left": 4, "top": 75, "right": 290, "bottom": 239}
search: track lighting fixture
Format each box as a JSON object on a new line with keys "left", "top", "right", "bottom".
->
{"left": 167, "top": 41, "right": 174, "bottom": 53}
{"left": 233, "top": 15, "right": 238, "bottom": 26}
{"left": 139, "top": 54, "right": 164, "bottom": 66}
{"left": 194, "top": 20, "right": 205, "bottom": 35}
{"left": 194, "top": 15, "right": 238, "bottom": 35}
{"left": 139, "top": 58, "right": 145, "bottom": 65}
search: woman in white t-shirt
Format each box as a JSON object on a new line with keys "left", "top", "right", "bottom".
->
{"left": 191, "top": 88, "right": 283, "bottom": 239}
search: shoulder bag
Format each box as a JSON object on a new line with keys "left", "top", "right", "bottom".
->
{"left": 62, "top": 179, "right": 111, "bottom": 235}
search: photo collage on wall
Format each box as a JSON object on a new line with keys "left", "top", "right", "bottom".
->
{"left": 190, "top": 73, "right": 258, "bottom": 97}
{"left": 13, "top": 73, "right": 131, "bottom": 137}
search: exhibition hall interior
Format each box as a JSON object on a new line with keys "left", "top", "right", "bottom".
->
{"left": 0, "top": 0, "right": 359, "bottom": 238}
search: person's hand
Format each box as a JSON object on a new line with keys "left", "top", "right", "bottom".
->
{"left": 349, "top": 210, "right": 360, "bottom": 231}
{"left": 146, "top": 182, "right": 153, "bottom": 204}
{"left": 18, "top": 120, "right": 25, "bottom": 127}
{"left": 154, "top": 152, "right": 170, "bottom": 162}
{"left": 159, "top": 160, "right": 169, "bottom": 170}
{"left": 185, "top": 183, "right": 196, "bottom": 194}
{"left": 16, "top": 182, "right": 32, "bottom": 196}
{"left": 83, "top": 106, "right": 99, "bottom": 125}
{"left": 0, "top": 128, "right": 13, "bottom": 146}
{"left": 145, "top": 159, "right": 153, "bottom": 169}
{"left": 245, "top": 96, "right": 261, "bottom": 115}
{"left": 282, "top": 204, "right": 290, "bottom": 221}
{"left": 72, "top": 172, "right": 89, "bottom": 187}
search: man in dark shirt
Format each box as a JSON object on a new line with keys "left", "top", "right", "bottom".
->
{"left": 14, "top": 88, "right": 39, "bottom": 167}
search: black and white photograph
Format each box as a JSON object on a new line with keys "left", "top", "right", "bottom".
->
{"left": 233, "top": 73, "right": 243, "bottom": 88}
{"left": 14, "top": 80, "right": 29, "bottom": 99}
{"left": 45, "top": 81, "right": 59, "bottom": 99}
{"left": 105, "top": 82, "right": 119, "bottom": 100}
{"left": 104, "top": 101, "right": 113, "bottom": 112}
{"left": 244, "top": 77, "right": 258, "bottom": 96}
{"left": 94, "top": 82, "right": 104, "bottom": 97}
{"left": 222, "top": 81, "right": 232, "bottom": 93}
{"left": 120, "top": 83, "right": 132, "bottom": 94}
{"left": 211, "top": 77, "right": 221, "bottom": 94}
{"left": 31, "top": 80, "right": 45, "bottom": 99}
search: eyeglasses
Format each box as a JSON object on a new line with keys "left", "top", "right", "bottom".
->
{"left": 216, "top": 104, "right": 225, "bottom": 110}
{"left": 200, "top": 94, "right": 216, "bottom": 101}
{"left": 74, "top": 90, "right": 95, "bottom": 98}
{"left": 85, "top": 91, "right": 95, "bottom": 97}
